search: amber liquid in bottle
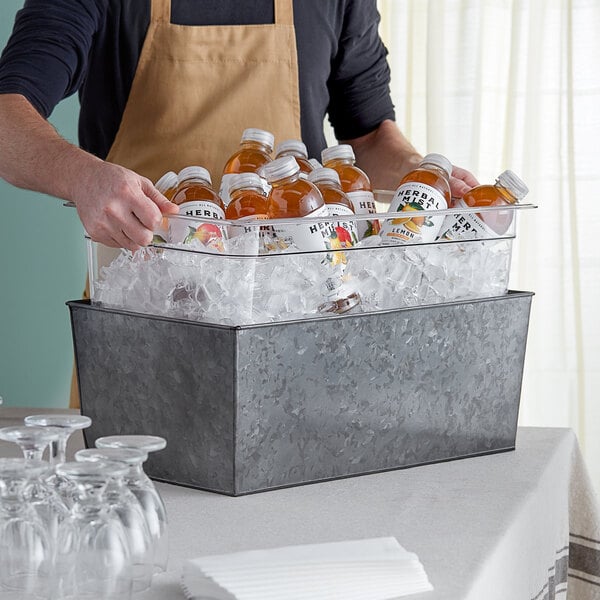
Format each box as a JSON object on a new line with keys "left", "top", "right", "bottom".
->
{"left": 171, "top": 171, "right": 226, "bottom": 248}
{"left": 397, "top": 166, "right": 452, "bottom": 206}
{"left": 382, "top": 154, "right": 452, "bottom": 244}
{"left": 267, "top": 177, "right": 324, "bottom": 219}
{"left": 322, "top": 157, "right": 380, "bottom": 237}
{"left": 439, "top": 170, "right": 527, "bottom": 240}
{"left": 226, "top": 182, "right": 270, "bottom": 241}
{"left": 309, "top": 172, "right": 359, "bottom": 249}
{"left": 460, "top": 185, "right": 515, "bottom": 235}
{"left": 226, "top": 187, "right": 269, "bottom": 220}
{"left": 223, "top": 141, "right": 273, "bottom": 177}
{"left": 172, "top": 180, "right": 224, "bottom": 211}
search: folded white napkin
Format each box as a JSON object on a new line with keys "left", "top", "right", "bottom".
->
{"left": 181, "top": 537, "right": 433, "bottom": 600}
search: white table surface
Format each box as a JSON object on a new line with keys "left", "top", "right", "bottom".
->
{"left": 1, "top": 408, "right": 599, "bottom": 600}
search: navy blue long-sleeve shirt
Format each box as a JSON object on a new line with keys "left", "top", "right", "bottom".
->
{"left": 0, "top": 0, "right": 395, "bottom": 160}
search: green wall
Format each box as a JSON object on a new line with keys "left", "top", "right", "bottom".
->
{"left": 0, "top": 1, "right": 87, "bottom": 408}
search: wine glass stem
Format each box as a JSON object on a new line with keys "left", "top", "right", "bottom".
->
{"left": 56, "top": 437, "right": 68, "bottom": 464}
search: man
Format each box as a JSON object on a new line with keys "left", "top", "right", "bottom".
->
{"left": 0, "top": 0, "right": 476, "bottom": 254}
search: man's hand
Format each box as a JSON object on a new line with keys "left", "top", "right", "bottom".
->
{"left": 72, "top": 161, "right": 178, "bottom": 251}
{"left": 450, "top": 165, "right": 479, "bottom": 201}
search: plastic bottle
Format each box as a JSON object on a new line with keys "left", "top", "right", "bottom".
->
{"left": 275, "top": 139, "right": 313, "bottom": 178}
{"left": 225, "top": 172, "right": 270, "bottom": 239}
{"left": 153, "top": 171, "right": 178, "bottom": 244}
{"left": 380, "top": 153, "right": 452, "bottom": 244}
{"left": 308, "top": 168, "right": 359, "bottom": 248}
{"left": 265, "top": 157, "right": 359, "bottom": 314}
{"left": 321, "top": 144, "right": 379, "bottom": 239}
{"left": 439, "top": 170, "right": 529, "bottom": 239}
{"left": 264, "top": 157, "right": 328, "bottom": 233}
{"left": 170, "top": 166, "right": 226, "bottom": 251}
{"left": 220, "top": 128, "right": 274, "bottom": 205}
{"left": 308, "top": 158, "right": 322, "bottom": 170}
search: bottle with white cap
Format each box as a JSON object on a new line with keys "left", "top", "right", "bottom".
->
{"left": 308, "top": 168, "right": 358, "bottom": 248}
{"left": 170, "top": 166, "right": 226, "bottom": 250}
{"left": 438, "top": 170, "right": 529, "bottom": 240}
{"left": 220, "top": 128, "right": 274, "bottom": 205}
{"left": 264, "top": 156, "right": 331, "bottom": 251}
{"left": 266, "top": 158, "right": 360, "bottom": 314}
{"left": 153, "top": 171, "right": 178, "bottom": 243}
{"left": 275, "top": 139, "right": 313, "bottom": 178}
{"left": 321, "top": 144, "right": 379, "bottom": 239}
{"left": 225, "top": 172, "right": 270, "bottom": 239}
{"left": 380, "top": 153, "right": 452, "bottom": 244}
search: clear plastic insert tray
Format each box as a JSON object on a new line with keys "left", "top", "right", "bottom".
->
{"left": 87, "top": 198, "right": 535, "bottom": 326}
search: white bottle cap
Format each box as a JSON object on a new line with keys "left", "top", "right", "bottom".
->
{"left": 308, "top": 158, "right": 322, "bottom": 170}
{"left": 275, "top": 139, "right": 308, "bottom": 158}
{"left": 241, "top": 128, "right": 275, "bottom": 151}
{"left": 321, "top": 144, "right": 355, "bottom": 164}
{"left": 229, "top": 172, "right": 265, "bottom": 195}
{"left": 308, "top": 167, "right": 341, "bottom": 186}
{"left": 420, "top": 153, "right": 453, "bottom": 178}
{"left": 262, "top": 156, "right": 300, "bottom": 183}
{"left": 496, "top": 170, "right": 529, "bottom": 200}
{"left": 178, "top": 166, "right": 212, "bottom": 186}
{"left": 155, "top": 171, "right": 178, "bottom": 193}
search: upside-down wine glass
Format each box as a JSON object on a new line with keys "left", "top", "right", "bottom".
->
{"left": 75, "top": 447, "right": 154, "bottom": 592}
{"left": 0, "top": 426, "right": 57, "bottom": 461}
{"left": 95, "top": 435, "right": 169, "bottom": 573}
{"left": 24, "top": 415, "right": 92, "bottom": 506}
{"left": 55, "top": 460, "right": 133, "bottom": 600}
{"left": 0, "top": 458, "right": 53, "bottom": 600}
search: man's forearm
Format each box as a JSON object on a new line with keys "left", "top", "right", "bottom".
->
{"left": 345, "top": 119, "right": 422, "bottom": 192}
{"left": 0, "top": 93, "right": 177, "bottom": 251}
{"left": 346, "top": 119, "right": 478, "bottom": 198}
{"left": 0, "top": 93, "right": 102, "bottom": 202}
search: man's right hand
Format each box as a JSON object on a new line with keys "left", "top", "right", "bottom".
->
{"left": 0, "top": 94, "right": 179, "bottom": 252}
{"left": 71, "top": 161, "right": 179, "bottom": 252}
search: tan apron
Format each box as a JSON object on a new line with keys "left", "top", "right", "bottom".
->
{"left": 70, "top": 0, "right": 302, "bottom": 408}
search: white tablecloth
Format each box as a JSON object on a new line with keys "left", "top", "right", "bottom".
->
{"left": 1, "top": 408, "right": 599, "bottom": 599}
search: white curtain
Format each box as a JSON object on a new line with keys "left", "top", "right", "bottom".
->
{"left": 378, "top": 0, "right": 600, "bottom": 492}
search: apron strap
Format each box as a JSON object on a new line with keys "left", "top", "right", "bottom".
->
{"left": 151, "top": 0, "right": 292, "bottom": 27}
{"left": 150, "top": 0, "right": 171, "bottom": 24}
{"left": 274, "top": 0, "right": 294, "bottom": 26}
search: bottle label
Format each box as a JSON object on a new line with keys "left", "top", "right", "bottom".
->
{"left": 220, "top": 174, "right": 270, "bottom": 206}
{"left": 270, "top": 204, "right": 335, "bottom": 252}
{"left": 438, "top": 199, "right": 500, "bottom": 241}
{"left": 228, "top": 214, "right": 271, "bottom": 240}
{"left": 169, "top": 201, "right": 226, "bottom": 252}
{"left": 346, "top": 191, "right": 380, "bottom": 239}
{"left": 380, "top": 182, "right": 447, "bottom": 244}
{"left": 326, "top": 205, "right": 359, "bottom": 250}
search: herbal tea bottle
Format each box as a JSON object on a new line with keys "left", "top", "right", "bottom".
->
{"left": 439, "top": 170, "right": 529, "bottom": 239}
{"left": 153, "top": 171, "right": 178, "bottom": 243}
{"left": 266, "top": 157, "right": 359, "bottom": 314}
{"left": 264, "top": 156, "right": 329, "bottom": 241}
{"left": 220, "top": 128, "right": 274, "bottom": 205}
{"left": 170, "top": 166, "right": 226, "bottom": 250}
{"left": 380, "top": 153, "right": 452, "bottom": 244}
{"left": 275, "top": 139, "right": 313, "bottom": 178}
{"left": 321, "top": 144, "right": 379, "bottom": 239}
{"left": 225, "top": 172, "right": 270, "bottom": 239}
{"left": 308, "top": 167, "right": 359, "bottom": 248}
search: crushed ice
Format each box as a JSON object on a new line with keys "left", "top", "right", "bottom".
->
{"left": 93, "top": 232, "right": 512, "bottom": 325}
